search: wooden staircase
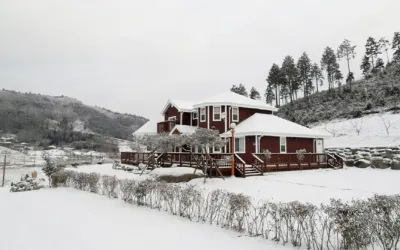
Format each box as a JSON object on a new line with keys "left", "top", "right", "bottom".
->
{"left": 327, "top": 153, "right": 344, "bottom": 169}
{"left": 244, "top": 165, "right": 263, "bottom": 177}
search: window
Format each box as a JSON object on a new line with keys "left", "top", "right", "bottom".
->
{"left": 280, "top": 137, "right": 287, "bottom": 153}
{"left": 193, "top": 111, "right": 198, "bottom": 120}
{"left": 213, "top": 106, "right": 221, "bottom": 121}
{"left": 232, "top": 107, "right": 239, "bottom": 122}
{"left": 234, "top": 137, "right": 245, "bottom": 153}
{"left": 213, "top": 145, "right": 221, "bottom": 153}
{"left": 168, "top": 116, "right": 176, "bottom": 121}
{"left": 200, "top": 107, "right": 206, "bottom": 122}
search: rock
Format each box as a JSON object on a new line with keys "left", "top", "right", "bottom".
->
{"left": 345, "top": 159, "right": 355, "bottom": 166}
{"left": 371, "top": 157, "right": 391, "bottom": 169}
{"left": 391, "top": 160, "right": 400, "bottom": 170}
{"left": 354, "top": 159, "right": 370, "bottom": 168}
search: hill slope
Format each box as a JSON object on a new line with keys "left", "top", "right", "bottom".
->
{"left": 0, "top": 90, "right": 148, "bottom": 141}
{"left": 277, "top": 65, "right": 400, "bottom": 126}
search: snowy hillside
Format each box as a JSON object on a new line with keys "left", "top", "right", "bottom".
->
{"left": 312, "top": 112, "right": 400, "bottom": 148}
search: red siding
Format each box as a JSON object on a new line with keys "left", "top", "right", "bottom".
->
{"left": 259, "top": 136, "right": 280, "bottom": 153}
{"left": 209, "top": 106, "right": 226, "bottom": 133}
{"left": 287, "top": 138, "right": 314, "bottom": 153}
{"left": 198, "top": 107, "right": 208, "bottom": 128}
{"left": 164, "top": 105, "right": 180, "bottom": 122}
{"left": 235, "top": 136, "right": 255, "bottom": 163}
{"left": 238, "top": 107, "right": 272, "bottom": 124}
{"left": 182, "top": 112, "right": 191, "bottom": 126}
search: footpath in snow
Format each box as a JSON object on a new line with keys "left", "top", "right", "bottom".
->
{"left": 0, "top": 188, "right": 286, "bottom": 250}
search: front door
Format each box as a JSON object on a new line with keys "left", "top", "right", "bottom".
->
{"left": 315, "top": 139, "right": 324, "bottom": 162}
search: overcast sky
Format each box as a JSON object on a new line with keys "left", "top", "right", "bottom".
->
{"left": 1, "top": 0, "right": 399, "bottom": 120}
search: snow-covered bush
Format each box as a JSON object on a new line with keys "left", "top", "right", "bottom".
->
{"left": 10, "top": 174, "right": 45, "bottom": 192}
{"left": 51, "top": 170, "right": 400, "bottom": 250}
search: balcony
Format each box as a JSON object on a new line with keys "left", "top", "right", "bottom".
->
{"left": 157, "top": 120, "right": 177, "bottom": 133}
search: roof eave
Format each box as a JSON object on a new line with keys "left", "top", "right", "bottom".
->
{"left": 220, "top": 131, "right": 328, "bottom": 139}
{"left": 193, "top": 102, "right": 278, "bottom": 112}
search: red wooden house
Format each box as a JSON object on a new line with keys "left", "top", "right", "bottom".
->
{"left": 124, "top": 91, "right": 342, "bottom": 177}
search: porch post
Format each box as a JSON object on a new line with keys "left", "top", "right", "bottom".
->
{"left": 230, "top": 123, "right": 236, "bottom": 176}
{"left": 180, "top": 112, "right": 183, "bottom": 125}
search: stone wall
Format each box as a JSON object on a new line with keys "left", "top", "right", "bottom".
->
{"left": 326, "top": 147, "right": 400, "bottom": 170}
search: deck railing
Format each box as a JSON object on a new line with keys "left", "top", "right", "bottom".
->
{"left": 252, "top": 153, "right": 328, "bottom": 172}
{"left": 157, "top": 121, "right": 177, "bottom": 133}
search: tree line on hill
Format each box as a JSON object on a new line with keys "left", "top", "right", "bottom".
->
{"left": 230, "top": 32, "right": 400, "bottom": 108}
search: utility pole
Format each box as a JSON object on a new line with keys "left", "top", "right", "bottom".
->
{"left": 2, "top": 154, "right": 6, "bottom": 187}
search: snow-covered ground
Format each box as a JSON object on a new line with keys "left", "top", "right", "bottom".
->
{"left": 4, "top": 163, "right": 400, "bottom": 205}
{"left": 69, "top": 164, "right": 400, "bottom": 205}
{"left": 188, "top": 167, "right": 400, "bottom": 204}
{"left": 0, "top": 146, "right": 111, "bottom": 168}
{"left": 0, "top": 188, "right": 285, "bottom": 250}
{"left": 312, "top": 112, "right": 400, "bottom": 148}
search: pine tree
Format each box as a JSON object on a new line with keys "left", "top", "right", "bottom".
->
{"left": 334, "top": 70, "right": 343, "bottom": 93}
{"left": 297, "top": 52, "right": 312, "bottom": 98}
{"left": 392, "top": 32, "right": 400, "bottom": 63}
{"left": 337, "top": 39, "right": 356, "bottom": 91}
{"left": 379, "top": 37, "right": 391, "bottom": 64}
{"left": 281, "top": 55, "right": 298, "bottom": 104}
{"left": 361, "top": 55, "right": 371, "bottom": 77}
{"left": 264, "top": 85, "right": 275, "bottom": 105}
{"left": 321, "top": 47, "right": 339, "bottom": 90}
{"left": 266, "top": 64, "right": 282, "bottom": 107}
{"left": 310, "top": 63, "right": 324, "bottom": 92}
{"left": 365, "top": 37, "right": 381, "bottom": 69}
{"left": 230, "top": 84, "right": 248, "bottom": 97}
{"left": 249, "top": 87, "right": 261, "bottom": 100}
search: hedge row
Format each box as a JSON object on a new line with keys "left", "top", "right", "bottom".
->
{"left": 51, "top": 170, "right": 400, "bottom": 250}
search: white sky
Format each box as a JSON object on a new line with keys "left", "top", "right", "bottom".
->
{"left": 0, "top": 0, "right": 399, "bottom": 119}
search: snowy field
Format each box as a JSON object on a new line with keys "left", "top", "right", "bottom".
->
{"left": 64, "top": 164, "right": 400, "bottom": 205}
{"left": 312, "top": 112, "right": 400, "bottom": 148}
{"left": 3, "top": 163, "right": 400, "bottom": 205}
{"left": 0, "top": 188, "right": 285, "bottom": 250}
{"left": 188, "top": 167, "right": 400, "bottom": 204}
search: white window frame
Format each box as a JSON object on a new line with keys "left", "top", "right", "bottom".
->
{"left": 168, "top": 116, "right": 176, "bottom": 121}
{"left": 213, "top": 106, "right": 222, "bottom": 121}
{"left": 280, "top": 137, "right": 287, "bottom": 153}
{"left": 193, "top": 111, "right": 198, "bottom": 120}
{"left": 213, "top": 145, "right": 221, "bottom": 153}
{"left": 200, "top": 107, "right": 206, "bottom": 122}
{"left": 234, "top": 137, "right": 246, "bottom": 153}
{"left": 232, "top": 107, "right": 239, "bottom": 122}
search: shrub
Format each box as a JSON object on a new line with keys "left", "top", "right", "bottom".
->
{"left": 50, "top": 170, "right": 400, "bottom": 250}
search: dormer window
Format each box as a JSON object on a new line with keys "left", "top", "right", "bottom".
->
{"left": 200, "top": 107, "right": 206, "bottom": 122}
{"left": 232, "top": 107, "right": 239, "bottom": 122}
{"left": 213, "top": 106, "right": 221, "bottom": 121}
{"left": 168, "top": 116, "right": 176, "bottom": 121}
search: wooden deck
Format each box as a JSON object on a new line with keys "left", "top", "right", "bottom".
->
{"left": 120, "top": 152, "right": 343, "bottom": 177}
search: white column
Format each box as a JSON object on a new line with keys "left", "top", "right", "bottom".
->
{"left": 190, "top": 112, "right": 192, "bottom": 126}
{"left": 180, "top": 112, "right": 183, "bottom": 125}
{"left": 224, "top": 105, "right": 227, "bottom": 132}
{"left": 255, "top": 135, "right": 258, "bottom": 154}
{"left": 207, "top": 106, "right": 210, "bottom": 129}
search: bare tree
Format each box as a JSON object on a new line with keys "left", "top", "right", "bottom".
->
{"left": 350, "top": 118, "right": 363, "bottom": 136}
{"left": 379, "top": 113, "right": 392, "bottom": 136}
{"left": 324, "top": 123, "right": 337, "bottom": 137}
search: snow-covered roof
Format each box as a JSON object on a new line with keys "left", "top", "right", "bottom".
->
{"left": 193, "top": 91, "right": 278, "bottom": 112}
{"left": 220, "top": 113, "right": 329, "bottom": 138}
{"left": 161, "top": 99, "right": 195, "bottom": 114}
{"left": 133, "top": 119, "right": 158, "bottom": 136}
{"left": 170, "top": 125, "right": 197, "bottom": 135}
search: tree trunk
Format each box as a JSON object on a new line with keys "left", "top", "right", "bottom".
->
{"left": 315, "top": 76, "right": 319, "bottom": 92}
{"left": 385, "top": 50, "right": 390, "bottom": 64}
{"left": 346, "top": 56, "right": 351, "bottom": 75}
{"left": 275, "top": 86, "right": 278, "bottom": 107}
